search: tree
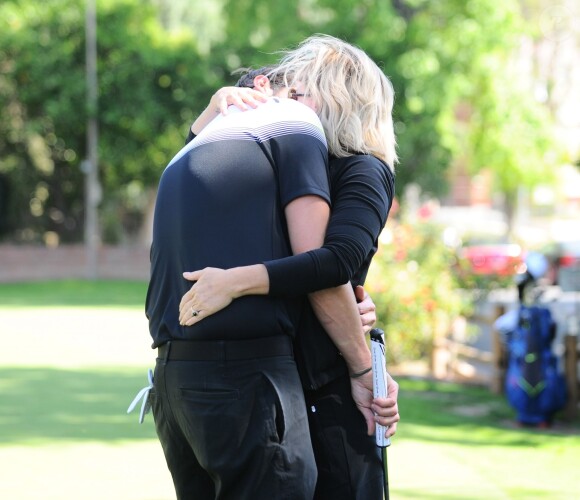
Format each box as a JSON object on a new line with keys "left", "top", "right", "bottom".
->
{"left": 0, "top": 0, "right": 215, "bottom": 243}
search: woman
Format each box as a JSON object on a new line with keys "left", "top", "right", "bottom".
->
{"left": 180, "top": 35, "right": 399, "bottom": 499}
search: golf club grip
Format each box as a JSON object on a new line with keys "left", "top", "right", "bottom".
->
{"left": 370, "top": 328, "right": 391, "bottom": 447}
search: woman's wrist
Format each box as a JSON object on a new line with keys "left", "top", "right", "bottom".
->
{"left": 190, "top": 105, "right": 220, "bottom": 135}
{"left": 229, "top": 264, "right": 270, "bottom": 297}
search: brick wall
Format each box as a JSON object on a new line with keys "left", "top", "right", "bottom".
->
{"left": 0, "top": 244, "right": 150, "bottom": 282}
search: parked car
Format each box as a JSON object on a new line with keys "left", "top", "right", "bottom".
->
{"left": 540, "top": 240, "right": 580, "bottom": 291}
{"left": 458, "top": 237, "right": 525, "bottom": 276}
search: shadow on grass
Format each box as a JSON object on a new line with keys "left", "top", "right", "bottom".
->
{"left": 395, "top": 377, "right": 580, "bottom": 447}
{"left": 2, "top": 367, "right": 577, "bottom": 449}
{"left": 0, "top": 367, "right": 157, "bottom": 445}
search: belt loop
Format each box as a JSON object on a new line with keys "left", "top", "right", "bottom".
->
{"left": 163, "top": 341, "right": 171, "bottom": 365}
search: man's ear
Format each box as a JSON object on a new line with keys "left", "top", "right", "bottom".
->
{"left": 253, "top": 75, "right": 271, "bottom": 94}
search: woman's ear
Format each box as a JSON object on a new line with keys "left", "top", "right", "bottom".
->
{"left": 253, "top": 75, "right": 271, "bottom": 94}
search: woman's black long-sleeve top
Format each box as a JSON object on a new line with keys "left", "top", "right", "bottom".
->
{"left": 265, "top": 153, "right": 395, "bottom": 296}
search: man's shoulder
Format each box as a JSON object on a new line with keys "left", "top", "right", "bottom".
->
{"left": 241, "top": 98, "right": 324, "bottom": 133}
{"left": 266, "top": 98, "right": 322, "bottom": 125}
{"left": 246, "top": 98, "right": 326, "bottom": 147}
{"left": 167, "top": 99, "right": 326, "bottom": 169}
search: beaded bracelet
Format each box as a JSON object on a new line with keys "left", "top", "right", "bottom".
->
{"left": 350, "top": 366, "right": 372, "bottom": 379}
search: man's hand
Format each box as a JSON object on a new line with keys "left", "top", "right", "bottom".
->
{"left": 351, "top": 371, "right": 400, "bottom": 438}
{"left": 350, "top": 370, "right": 376, "bottom": 436}
{"left": 354, "top": 286, "right": 377, "bottom": 334}
{"left": 371, "top": 373, "right": 400, "bottom": 438}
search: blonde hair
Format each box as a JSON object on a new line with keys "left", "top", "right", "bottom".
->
{"left": 269, "top": 34, "right": 397, "bottom": 169}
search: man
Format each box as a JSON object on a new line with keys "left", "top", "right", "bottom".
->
{"left": 145, "top": 69, "right": 375, "bottom": 498}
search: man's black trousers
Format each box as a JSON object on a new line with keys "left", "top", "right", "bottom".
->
{"left": 152, "top": 344, "right": 317, "bottom": 500}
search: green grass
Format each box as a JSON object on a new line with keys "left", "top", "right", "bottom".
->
{"left": 391, "top": 379, "right": 580, "bottom": 499}
{"left": 0, "top": 280, "right": 579, "bottom": 499}
{"left": 0, "top": 366, "right": 157, "bottom": 446}
{"left": 1, "top": 367, "right": 578, "bottom": 498}
{"left": 398, "top": 377, "right": 579, "bottom": 446}
{"left": 0, "top": 279, "right": 148, "bottom": 308}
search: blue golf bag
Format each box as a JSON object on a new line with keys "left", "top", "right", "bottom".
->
{"left": 504, "top": 305, "right": 567, "bottom": 425}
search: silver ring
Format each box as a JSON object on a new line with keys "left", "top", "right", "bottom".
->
{"left": 191, "top": 308, "right": 199, "bottom": 317}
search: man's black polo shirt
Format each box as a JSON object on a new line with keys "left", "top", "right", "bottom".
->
{"left": 146, "top": 98, "right": 330, "bottom": 347}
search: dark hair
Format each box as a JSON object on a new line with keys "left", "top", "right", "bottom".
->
{"left": 234, "top": 66, "right": 284, "bottom": 89}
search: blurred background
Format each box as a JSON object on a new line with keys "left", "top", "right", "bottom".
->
{"left": 1, "top": 0, "right": 579, "bottom": 498}
{"left": 1, "top": 0, "right": 579, "bottom": 373}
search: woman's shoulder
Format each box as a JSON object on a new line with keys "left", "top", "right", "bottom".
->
{"left": 330, "top": 154, "right": 394, "bottom": 181}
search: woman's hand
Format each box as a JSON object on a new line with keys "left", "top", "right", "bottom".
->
{"left": 190, "top": 87, "right": 269, "bottom": 136}
{"left": 178, "top": 264, "right": 269, "bottom": 326}
{"left": 178, "top": 268, "right": 237, "bottom": 326}
{"left": 210, "top": 86, "right": 268, "bottom": 115}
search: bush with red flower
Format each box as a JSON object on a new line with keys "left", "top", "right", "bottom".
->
{"left": 366, "top": 221, "right": 471, "bottom": 363}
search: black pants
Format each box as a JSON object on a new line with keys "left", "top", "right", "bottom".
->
{"left": 152, "top": 354, "right": 317, "bottom": 500}
{"left": 306, "top": 374, "right": 384, "bottom": 500}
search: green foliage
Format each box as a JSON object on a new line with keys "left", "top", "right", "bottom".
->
{"left": 366, "top": 221, "right": 469, "bottom": 363}
{"left": 0, "top": 0, "right": 213, "bottom": 243}
{"left": 468, "top": 70, "right": 558, "bottom": 197}
{"left": 0, "top": 1, "right": 86, "bottom": 241}
{"left": 210, "top": 0, "right": 559, "bottom": 200}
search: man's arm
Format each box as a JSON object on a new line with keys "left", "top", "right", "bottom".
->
{"left": 285, "top": 197, "right": 371, "bottom": 374}
{"left": 285, "top": 195, "right": 375, "bottom": 433}
{"left": 306, "top": 286, "right": 371, "bottom": 375}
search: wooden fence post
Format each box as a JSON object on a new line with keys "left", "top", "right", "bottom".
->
{"left": 564, "top": 334, "right": 578, "bottom": 419}
{"left": 491, "top": 305, "right": 506, "bottom": 394}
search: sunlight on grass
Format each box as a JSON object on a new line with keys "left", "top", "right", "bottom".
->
{"left": 0, "top": 441, "right": 174, "bottom": 500}
{"left": 391, "top": 437, "right": 579, "bottom": 499}
{"left": 0, "top": 365, "right": 174, "bottom": 499}
{"left": 392, "top": 379, "right": 580, "bottom": 499}
{"left": 0, "top": 307, "right": 153, "bottom": 368}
